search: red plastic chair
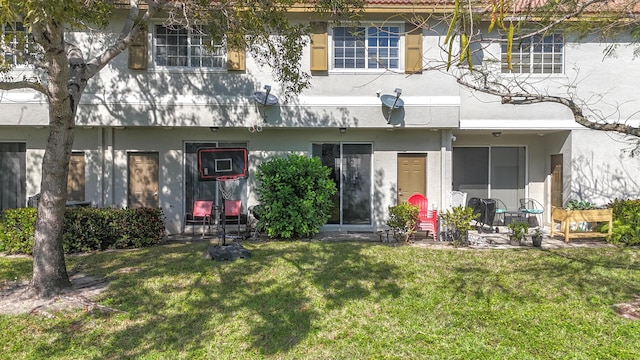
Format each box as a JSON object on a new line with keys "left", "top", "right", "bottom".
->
{"left": 407, "top": 193, "right": 438, "bottom": 241}
{"left": 223, "top": 199, "right": 242, "bottom": 236}
{"left": 183, "top": 200, "right": 214, "bottom": 237}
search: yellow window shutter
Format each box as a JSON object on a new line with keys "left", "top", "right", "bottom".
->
{"left": 405, "top": 24, "right": 423, "bottom": 74}
{"left": 310, "top": 22, "right": 328, "bottom": 71}
{"left": 128, "top": 29, "right": 148, "bottom": 70}
{"left": 227, "top": 47, "right": 246, "bottom": 71}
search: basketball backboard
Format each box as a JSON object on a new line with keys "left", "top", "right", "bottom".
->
{"left": 198, "top": 148, "right": 248, "bottom": 180}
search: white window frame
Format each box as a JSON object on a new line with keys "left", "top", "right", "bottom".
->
{"left": 329, "top": 23, "right": 405, "bottom": 73}
{"left": 501, "top": 33, "right": 564, "bottom": 75}
{"left": 152, "top": 24, "right": 226, "bottom": 72}
{"left": 1, "top": 22, "right": 33, "bottom": 68}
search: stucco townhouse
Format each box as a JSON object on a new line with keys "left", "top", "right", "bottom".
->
{"left": 1, "top": 0, "right": 639, "bottom": 236}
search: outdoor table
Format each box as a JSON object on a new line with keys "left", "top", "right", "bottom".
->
{"left": 504, "top": 210, "right": 527, "bottom": 225}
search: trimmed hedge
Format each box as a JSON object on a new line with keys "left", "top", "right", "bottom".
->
{"left": 0, "top": 207, "right": 165, "bottom": 254}
{"left": 0, "top": 207, "right": 37, "bottom": 254}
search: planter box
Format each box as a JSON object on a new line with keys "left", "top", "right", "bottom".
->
{"left": 550, "top": 206, "right": 613, "bottom": 242}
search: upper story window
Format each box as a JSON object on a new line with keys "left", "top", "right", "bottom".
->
{"left": 1, "top": 22, "right": 32, "bottom": 67}
{"left": 501, "top": 34, "right": 564, "bottom": 74}
{"left": 154, "top": 25, "right": 225, "bottom": 69}
{"left": 332, "top": 25, "right": 401, "bottom": 71}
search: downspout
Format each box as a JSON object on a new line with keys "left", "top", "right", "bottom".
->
{"left": 100, "top": 127, "right": 115, "bottom": 207}
{"left": 442, "top": 130, "right": 452, "bottom": 210}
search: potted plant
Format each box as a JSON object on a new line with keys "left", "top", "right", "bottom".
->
{"left": 439, "top": 206, "right": 479, "bottom": 247}
{"left": 531, "top": 227, "right": 543, "bottom": 247}
{"left": 386, "top": 203, "right": 419, "bottom": 244}
{"left": 507, "top": 220, "right": 529, "bottom": 246}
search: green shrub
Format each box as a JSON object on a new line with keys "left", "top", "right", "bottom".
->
{"left": 607, "top": 199, "right": 640, "bottom": 245}
{"left": 0, "top": 207, "right": 37, "bottom": 254}
{"left": 386, "top": 203, "right": 419, "bottom": 243}
{"left": 112, "top": 207, "right": 166, "bottom": 248}
{"left": 255, "top": 153, "right": 337, "bottom": 239}
{"left": 63, "top": 208, "right": 117, "bottom": 253}
{"left": 440, "top": 206, "right": 479, "bottom": 246}
{"left": 0, "top": 207, "right": 165, "bottom": 254}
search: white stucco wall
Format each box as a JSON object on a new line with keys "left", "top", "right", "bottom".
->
{"left": 569, "top": 130, "right": 640, "bottom": 205}
{"left": 1, "top": 125, "right": 446, "bottom": 234}
{"left": 4, "top": 11, "right": 640, "bottom": 235}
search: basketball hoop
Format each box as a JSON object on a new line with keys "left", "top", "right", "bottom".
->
{"left": 197, "top": 148, "right": 247, "bottom": 181}
{"left": 196, "top": 148, "right": 248, "bottom": 246}
{"left": 217, "top": 176, "right": 239, "bottom": 200}
{"left": 216, "top": 175, "right": 241, "bottom": 181}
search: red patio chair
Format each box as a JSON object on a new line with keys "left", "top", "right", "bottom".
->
{"left": 222, "top": 199, "right": 242, "bottom": 236}
{"left": 407, "top": 193, "right": 438, "bottom": 241}
{"left": 184, "top": 200, "right": 214, "bottom": 238}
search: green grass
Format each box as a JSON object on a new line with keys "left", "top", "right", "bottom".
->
{"left": 2, "top": 241, "right": 640, "bottom": 359}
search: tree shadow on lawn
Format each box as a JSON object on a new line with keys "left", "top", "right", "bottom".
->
{"left": 541, "top": 248, "right": 640, "bottom": 301}
{"left": 546, "top": 247, "right": 640, "bottom": 271}
{"left": 33, "top": 241, "right": 403, "bottom": 358}
{"left": 445, "top": 248, "right": 640, "bottom": 306}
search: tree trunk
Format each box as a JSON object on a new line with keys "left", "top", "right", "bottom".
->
{"left": 24, "top": 3, "right": 144, "bottom": 297}
{"left": 30, "top": 115, "right": 75, "bottom": 298}
{"left": 30, "top": 21, "right": 81, "bottom": 298}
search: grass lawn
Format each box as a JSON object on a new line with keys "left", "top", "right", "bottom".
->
{"left": 2, "top": 241, "right": 640, "bottom": 359}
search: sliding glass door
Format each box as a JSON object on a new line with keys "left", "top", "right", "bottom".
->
{"left": 312, "top": 143, "right": 372, "bottom": 226}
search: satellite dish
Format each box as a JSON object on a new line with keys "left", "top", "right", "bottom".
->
{"left": 252, "top": 91, "right": 278, "bottom": 106}
{"left": 252, "top": 85, "right": 278, "bottom": 106}
{"left": 380, "top": 88, "right": 404, "bottom": 124}
{"left": 380, "top": 94, "right": 404, "bottom": 109}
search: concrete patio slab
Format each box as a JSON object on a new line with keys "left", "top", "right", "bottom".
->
{"left": 167, "top": 226, "right": 616, "bottom": 250}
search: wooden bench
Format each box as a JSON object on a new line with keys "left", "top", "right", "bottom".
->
{"left": 550, "top": 206, "right": 613, "bottom": 242}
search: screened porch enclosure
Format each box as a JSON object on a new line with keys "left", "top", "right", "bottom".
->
{"left": 453, "top": 146, "right": 526, "bottom": 211}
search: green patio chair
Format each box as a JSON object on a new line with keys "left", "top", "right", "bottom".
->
{"left": 519, "top": 198, "right": 544, "bottom": 227}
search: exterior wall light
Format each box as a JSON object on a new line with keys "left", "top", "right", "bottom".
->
{"left": 210, "top": 127, "right": 219, "bottom": 132}
{"left": 492, "top": 131, "right": 502, "bottom": 137}
{"left": 339, "top": 127, "right": 347, "bottom": 134}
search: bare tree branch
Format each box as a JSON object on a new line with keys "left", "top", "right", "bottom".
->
{"left": 457, "top": 75, "right": 640, "bottom": 138}
{"left": 0, "top": 79, "right": 46, "bottom": 93}
{"left": 85, "top": 0, "right": 167, "bottom": 78}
